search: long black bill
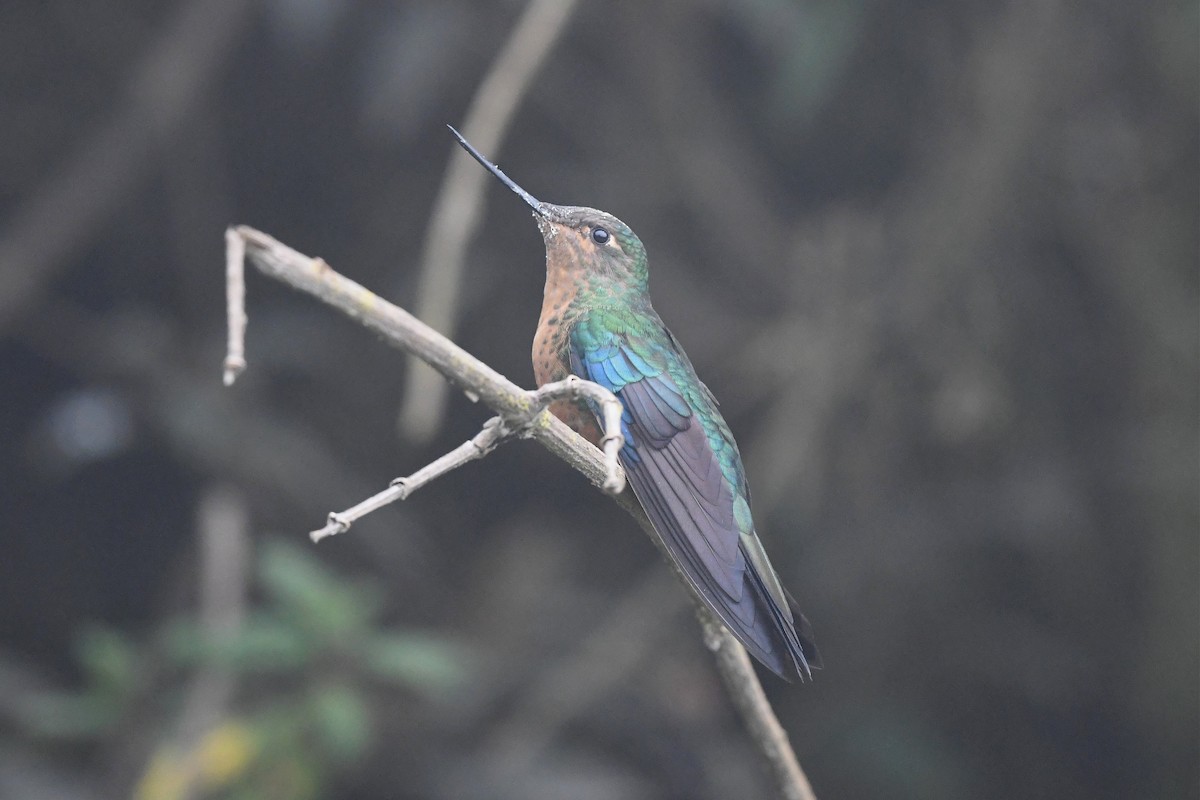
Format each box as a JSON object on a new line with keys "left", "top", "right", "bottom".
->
{"left": 448, "top": 125, "right": 543, "bottom": 214}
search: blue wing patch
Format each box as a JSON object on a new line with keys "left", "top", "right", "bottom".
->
{"left": 565, "top": 321, "right": 816, "bottom": 679}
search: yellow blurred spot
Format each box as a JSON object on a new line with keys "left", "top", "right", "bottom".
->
{"left": 197, "top": 721, "right": 257, "bottom": 784}
{"left": 134, "top": 721, "right": 257, "bottom": 800}
{"left": 135, "top": 751, "right": 187, "bottom": 800}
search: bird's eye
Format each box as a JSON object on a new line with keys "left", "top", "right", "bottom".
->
{"left": 591, "top": 226, "right": 611, "bottom": 245}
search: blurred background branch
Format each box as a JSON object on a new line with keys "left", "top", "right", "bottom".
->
{"left": 0, "top": 0, "right": 254, "bottom": 331}
{"left": 398, "top": 0, "right": 580, "bottom": 444}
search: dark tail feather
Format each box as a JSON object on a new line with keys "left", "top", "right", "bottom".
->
{"left": 743, "top": 569, "right": 820, "bottom": 682}
{"left": 786, "top": 587, "right": 823, "bottom": 671}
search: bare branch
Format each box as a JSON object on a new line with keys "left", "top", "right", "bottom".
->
{"left": 701, "top": 616, "right": 817, "bottom": 800}
{"left": 220, "top": 223, "right": 627, "bottom": 542}
{"left": 398, "top": 0, "right": 580, "bottom": 443}
{"left": 223, "top": 228, "right": 246, "bottom": 385}
{"left": 310, "top": 416, "right": 512, "bottom": 542}
{"left": 224, "top": 224, "right": 816, "bottom": 800}
{"left": 308, "top": 380, "right": 627, "bottom": 542}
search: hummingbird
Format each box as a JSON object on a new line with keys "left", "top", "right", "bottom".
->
{"left": 449, "top": 127, "right": 821, "bottom": 681}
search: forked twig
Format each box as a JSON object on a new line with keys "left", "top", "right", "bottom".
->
{"left": 310, "top": 416, "right": 513, "bottom": 543}
{"left": 308, "top": 378, "right": 626, "bottom": 542}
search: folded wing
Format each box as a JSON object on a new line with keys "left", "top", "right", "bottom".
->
{"left": 570, "top": 324, "right": 818, "bottom": 680}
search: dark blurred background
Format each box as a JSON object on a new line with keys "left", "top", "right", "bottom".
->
{"left": 1, "top": 1, "right": 1196, "bottom": 798}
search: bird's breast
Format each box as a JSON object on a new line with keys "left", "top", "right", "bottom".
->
{"left": 532, "top": 290, "right": 603, "bottom": 444}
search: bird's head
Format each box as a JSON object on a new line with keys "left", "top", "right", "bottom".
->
{"left": 450, "top": 127, "right": 648, "bottom": 291}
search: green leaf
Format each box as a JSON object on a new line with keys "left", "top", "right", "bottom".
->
{"left": 164, "top": 614, "right": 311, "bottom": 671}
{"left": 308, "top": 684, "right": 369, "bottom": 764}
{"left": 21, "top": 626, "right": 137, "bottom": 739}
{"left": 258, "top": 539, "right": 380, "bottom": 639}
{"left": 361, "top": 633, "right": 469, "bottom": 691}
{"left": 76, "top": 626, "right": 137, "bottom": 696}
{"left": 23, "top": 691, "right": 120, "bottom": 738}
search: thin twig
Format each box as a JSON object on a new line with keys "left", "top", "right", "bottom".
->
{"left": 310, "top": 416, "right": 512, "bottom": 542}
{"left": 398, "top": 0, "right": 580, "bottom": 443}
{"left": 308, "top": 380, "right": 626, "bottom": 542}
{"left": 701, "top": 616, "right": 816, "bottom": 800}
{"left": 224, "top": 225, "right": 816, "bottom": 800}
{"left": 223, "top": 228, "right": 246, "bottom": 385}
